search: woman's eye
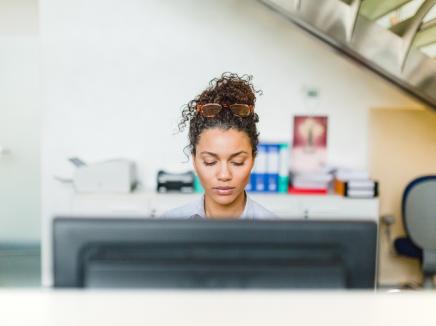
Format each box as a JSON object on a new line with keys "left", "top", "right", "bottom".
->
{"left": 204, "top": 161, "right": 217, "bottom": 166}
{"left": 232, "top": 162, "right": 245, "bottom": 166}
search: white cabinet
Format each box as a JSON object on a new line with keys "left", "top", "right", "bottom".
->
{"left": 251, "top": 194, "right": 379, "bottom": 221}
{"left": 67, "top": 192, "right": 379, "bottom": 222}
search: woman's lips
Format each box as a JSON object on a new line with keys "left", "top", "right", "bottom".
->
{"left": 213, "top": 187, "right": 235, "bottom": 196}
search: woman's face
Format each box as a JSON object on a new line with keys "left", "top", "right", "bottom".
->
{"left": 193, "top": 128, "right": 254, "bottom": 206}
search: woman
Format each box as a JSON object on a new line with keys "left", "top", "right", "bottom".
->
{"left": 162, "top": 73, "right": 275, "bottom": 219}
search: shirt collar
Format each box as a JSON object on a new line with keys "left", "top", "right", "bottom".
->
{"left": 198, "top": 192, "right": 250, "bottom": 219}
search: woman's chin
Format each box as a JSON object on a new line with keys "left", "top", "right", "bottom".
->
{"left": 209, "top": 193, "right": 238, "bottom": 206}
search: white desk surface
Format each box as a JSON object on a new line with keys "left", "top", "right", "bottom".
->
{"left": 1, "top": 290, "right": 435, "bottom": 326}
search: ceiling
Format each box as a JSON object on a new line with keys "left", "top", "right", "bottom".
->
{"left": 260, "top": 0, "right": 436, "bottom": 109}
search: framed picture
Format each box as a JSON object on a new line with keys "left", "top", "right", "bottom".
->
{"left": 291, "top": 115, "right": 328, "bottom": 172}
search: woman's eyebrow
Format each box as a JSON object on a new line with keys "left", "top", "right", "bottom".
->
{"left": 200, "top": 151, "right": 248, "bottom": 159}
{"left": 229, "top": 151, "right": 248, "bottom": 159}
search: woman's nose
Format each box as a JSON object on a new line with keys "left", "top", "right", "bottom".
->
{"left": 217, "top": 163, "right": 232, "bottom": 181}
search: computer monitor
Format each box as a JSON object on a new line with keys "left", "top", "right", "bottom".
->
{"left": 53, "top": 218, "right": 377, "bottom": 289}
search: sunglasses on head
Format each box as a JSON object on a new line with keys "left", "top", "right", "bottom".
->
{"left": 196, "top": 103, "right": 254, "bottom": 118}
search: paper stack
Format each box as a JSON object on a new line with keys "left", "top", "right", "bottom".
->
{"left": 333, "top": 168, "right": 378, "bottom": 198}
{"left": 289, "top": 169, "right": 333, "bottom": 195}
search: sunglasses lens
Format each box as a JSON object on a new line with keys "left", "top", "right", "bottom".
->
{"left": 230, "top": 104, "right": 251, "bottom": 117}
{"left": 201, "top": 104, "right": 222, "bottom": 117}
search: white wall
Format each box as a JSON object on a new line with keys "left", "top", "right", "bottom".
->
{"left": 0, "top": 0, "right": 40, "bottom": 242}
{"left": 40, "top": 0, "right": 422, "bottom": 284}
{"left": 40, "top": 0, "right": 421, "bottom": 187}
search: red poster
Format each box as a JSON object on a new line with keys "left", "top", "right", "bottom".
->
{"left": 291, "top": 115, "right": 328, "bottom": 172}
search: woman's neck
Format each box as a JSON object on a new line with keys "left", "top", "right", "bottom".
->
{"left": 204, "top": 191, "right": 246, "bottom": 219}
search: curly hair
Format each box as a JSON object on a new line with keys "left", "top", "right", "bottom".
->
{"left": 179, "top": 72, "right": 262, "bottom": 157}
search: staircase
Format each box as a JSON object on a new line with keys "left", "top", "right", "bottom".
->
{"left": 260, "top": 0, "right": 436, "bottom": 109}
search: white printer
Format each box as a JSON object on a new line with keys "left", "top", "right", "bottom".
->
{"left": 71, "top": 158, "right": 137, "bottom": 193}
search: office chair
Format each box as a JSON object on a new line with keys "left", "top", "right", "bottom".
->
{"left": 393, "top": 176, "right": 436, "bottom": 288}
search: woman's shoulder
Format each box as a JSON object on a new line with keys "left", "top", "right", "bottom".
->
{"left": 245, "top": 196, "right": 278, "bottom": 219}
{"left": 159, "top": 196, "right": 205, "bottom": 219}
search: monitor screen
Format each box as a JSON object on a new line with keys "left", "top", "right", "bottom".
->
{"left": 53, "top": 218, "right": 377, "bottom": 289}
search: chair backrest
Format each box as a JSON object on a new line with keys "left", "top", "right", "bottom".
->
{"left": 402, "top": 176, "right": 436, "bottom": 273}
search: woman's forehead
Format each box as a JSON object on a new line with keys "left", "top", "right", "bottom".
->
{"left": 197, "top": 128, "right": 252, "bottom": 154}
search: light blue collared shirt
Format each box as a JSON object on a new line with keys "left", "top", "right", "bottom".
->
{"left": 160, "top": 193, "right": 276, "bottom": 219}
